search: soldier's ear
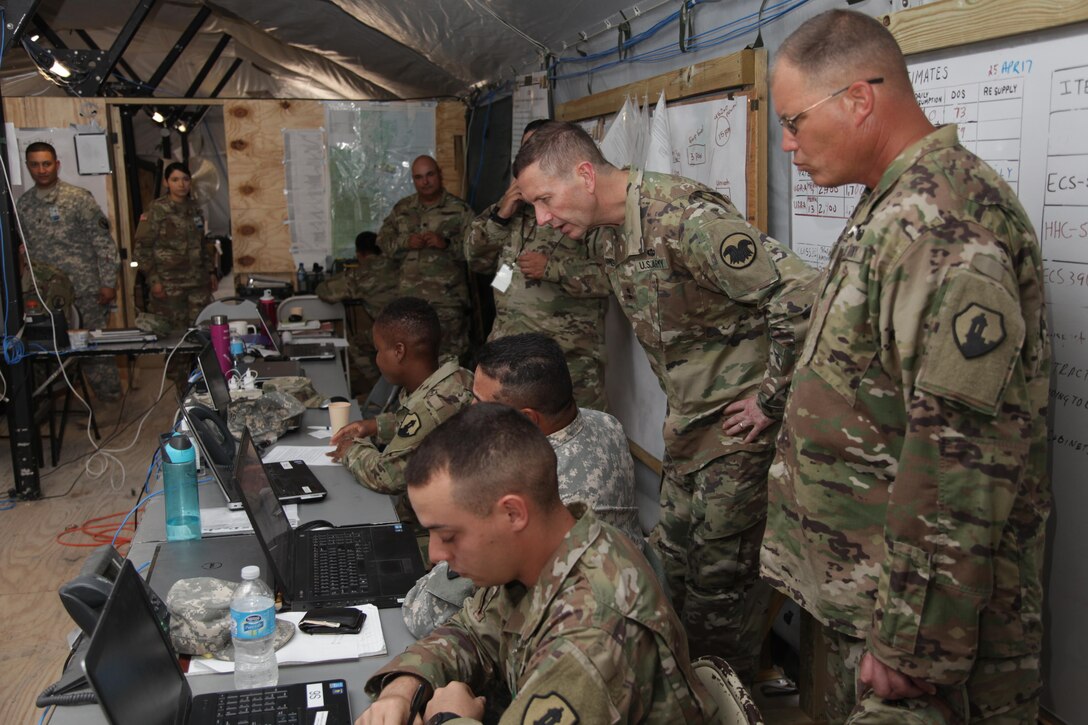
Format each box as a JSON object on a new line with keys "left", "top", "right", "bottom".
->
{"left": 575, "top": 161, "right": 596, "bottom": 192}
{"left": 393, "top": 340, "right": 407, "bottom": 361}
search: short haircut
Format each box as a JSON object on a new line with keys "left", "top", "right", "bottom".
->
{"left": 355, "top": 231, "right": 380, "bottom": 256}
{"left": 163, "top": 161, "right": 192, "bottom": 180}
{"left": 405, "top": 402, "right": 561, "bottom": 517}
{"left": 374, "top": 296, "right": 441, "bottom": 357}
{"left": 513, "top": 121, "right": 610, "bottom": 179}
{"left": 25, "top": 142, "right": 57, "bottom": 160}
{"left": 522, "top": 118, "right": 549, "bottom": 137}
{"left": 775, "top": 9, "right": 910, "bottom": 88}
{"left": 476, "top": 333, "right": 572, "bottom": 416}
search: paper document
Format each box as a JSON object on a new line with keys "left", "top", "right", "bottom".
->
{"left": 201, "top": 504, "right": 299, "bottom": 536}
{"left": 263, "top": 444, "right": 338, "bottom": 466}
{"left": 307, "top": 427, "right": 334, "bottom": 440}
{"left": 187, "top": 604, "right": 385, "bottom": 674}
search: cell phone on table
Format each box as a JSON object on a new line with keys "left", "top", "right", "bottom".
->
{"left": 298, "top": 607, "right": 366, "bottom": 634}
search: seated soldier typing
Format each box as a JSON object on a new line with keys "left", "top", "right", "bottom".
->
{"left": 359, "top": 403, "right": 713, "bottom": 724}
{"left": 328, "top": 296, "right": 473, "bottom": 496}
{"left": 401, "top": 332, "right": 648, "bottom": 638}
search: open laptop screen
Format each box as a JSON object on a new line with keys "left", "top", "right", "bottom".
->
{"left": 83, "top": 560, "right": 190, "bottom": 725}
{"left": 197, "top": 344, "right": 232, "bottom": 416}
{"left": 234, "top": 428, "right": 294, "bottom": 591}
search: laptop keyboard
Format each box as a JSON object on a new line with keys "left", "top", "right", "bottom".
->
{"left": 311, "top": 532, "right": 371, "bottom": 595}
{"left": 214, "top": 687, "right": 300, "bottom": 724}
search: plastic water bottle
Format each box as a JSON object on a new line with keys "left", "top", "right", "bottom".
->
{"left": 296, "top": 262, "right": 306, "bottom": 293}
{"left": 162, "top": 435, "right": 200, "bottom": 541}
{"left": 230, "top": 566, "right": 278, "bottom": 689}
{"left": 229, "top": 332, "right": 246, "bottom": 371}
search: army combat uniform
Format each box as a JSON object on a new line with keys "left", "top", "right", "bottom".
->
{"left": 22, "top": 260, "right": 75, "bottom": 314}
{"left": 17, "top": 180, "right": 121, "bottom": 399}
{"left": 601, "top": 169, "right": 816, "bottom": 681}
{"left": 134, "top": 194, "right": 213, "bottom": 331}
{"left": 343, "top": 360, "right": 473, "bottom": 496}
{"left": 401, "top": 408, "right": 645, "bottom": 637}
{"left": 367, "top": 505, "right": 713, "bottom": 724}
{"left": 465, "top": 204, "right": 610, "bottom": 409}
{"left": 761, "top": 126, "right": 1051, "bottom": 723}
{"left": 315, "top": 255, "right": 399, "bottom": 393}
{"left": 378, "top": 191, "right": 474, "bottom": 361}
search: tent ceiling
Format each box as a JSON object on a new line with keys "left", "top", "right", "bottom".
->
{"left": 2, "top": 0, "right": 651, "bottom": 100}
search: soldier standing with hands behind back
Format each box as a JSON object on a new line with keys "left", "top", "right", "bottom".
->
{"left": 762, "top": 10, "right": 1050, "bottom": 722}
{"left": 18, "top": 141, "right": 122, "bottom": 401}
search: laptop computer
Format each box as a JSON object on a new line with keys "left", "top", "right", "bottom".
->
{"left": 82, "top": 558, "right": 352, "bottom": 725}
{"left": 282, "top": 341, "right": 338, "bottom": 361}
{"left": 234, "top": 427, "right": 425, "bottom": 610}
{"left": 196, "top": 344, "right": 233, "bottom": 416}
{"left": 180, "top": 403, "right": 327, "bottom": 507}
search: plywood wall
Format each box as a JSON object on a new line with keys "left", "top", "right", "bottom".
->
{"left": 436, "top": 99, "right": 467, "bottom": 198}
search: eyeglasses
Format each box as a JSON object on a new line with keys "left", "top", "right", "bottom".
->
{"left": 778, "top": 77, "right": 884, "bottom": 135}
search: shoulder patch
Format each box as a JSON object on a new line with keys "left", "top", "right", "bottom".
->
{"left": 523, "top": 692, "right": 579, "bottom": 725}
{"left": 953, "top": 303, "right": 1006, "bottom": 359}
{"left": 397, "top": 412, "right": 422, "bottom": 438}
{"left": 720, "top": 232, "right": 757, "bottom": 269}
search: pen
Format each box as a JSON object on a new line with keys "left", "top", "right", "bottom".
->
{"left": 406, "top": 681, "right": 428, "bottom": 725}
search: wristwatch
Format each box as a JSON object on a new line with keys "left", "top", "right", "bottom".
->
{"left": 489, "top": 209, "right": 512, "bottom": 226}
{"left": 425, "top": 713, "right": 461, "bottom": 725}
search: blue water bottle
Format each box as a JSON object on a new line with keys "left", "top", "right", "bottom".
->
{"left": 162, "top": 435, "right": 201, "bottom": 541}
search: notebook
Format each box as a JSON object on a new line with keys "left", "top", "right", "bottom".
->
{"left": 82, "top": 559, "right": 352, "bottom": 725}
{"left": 180, "top": 404, "right": 327, "bottom": 508}
{"left": 234, "top": 427, "right": 425, "bottom": 610}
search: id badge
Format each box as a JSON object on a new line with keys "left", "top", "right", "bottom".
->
{"left": 491, "top": 263, "right": 513, "bottom": 293}
{"left": 49, "top": 206, "right": 61, "bottom": 223}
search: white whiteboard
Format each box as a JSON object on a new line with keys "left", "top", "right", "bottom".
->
{"left": 788, "top": 23, "right": 1088, "bottom": 721}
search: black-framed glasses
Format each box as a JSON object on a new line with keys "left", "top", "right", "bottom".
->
{"left": 778, "top": 77, "right": 884, "bottom": 135}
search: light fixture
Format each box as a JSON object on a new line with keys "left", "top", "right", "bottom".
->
{"left": 151, "top": 111, "right": 165, "bottom": 124}
{"left": 49, "top": 59, "right": 72, "bottom": 78}
{"left": 21, "top": 37, "right": 73, "bottom": 83}
{"left": 176, "top": 121, "right": 188, "bottom": 134}
{"left": 129, "top": 261, "right": 139, "bottom": 268}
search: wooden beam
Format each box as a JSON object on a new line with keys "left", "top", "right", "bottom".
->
{"left": 556, "top": 49, "right": 757, "bottom": 123}
{"left": 885, "top": 0, "right": 1088, "bottom": 56}
{"left": 628, "top": 439, "right": 663, "bottom": 476}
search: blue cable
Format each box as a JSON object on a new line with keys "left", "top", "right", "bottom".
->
{"left": 0, "top": 498, "right": 15, "bottom": 511}
{"left": 37, "top": 704, "right": 52, "bottom": 725}
{"left": 112, "top": 489, "right": 162, "bottom": 547}
{"left": 136, "top": 561, "right": 151, "bottom": 573}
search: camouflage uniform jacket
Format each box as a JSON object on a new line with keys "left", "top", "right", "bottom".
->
{"left": 343, "top": 360, "right": 474, "bottom": 494}
{"left": 603, "top": 169, "right": 816, "bottom": 474}
{"left": 16, "top": 180, "right": 118, "bottom": 295}
{"left": 401, "top": 408, "right": 644, "bottom": 637}
{"left": 378, "top": 190, "right": 474, "bottom": 308}
{"left": 368, "top": 505, "right": 713, "bottom": 724}
{"left": 315, "top": 255, "right": 399, "bottom": 319}
{"left": 761, "top": 125, "right": 1051, "bottom": 686}
{"left": 134, "top": 195, "right": 211, "bottom": 288}
{"left": 465, "top": 203, "right": 609, "bottom": 346}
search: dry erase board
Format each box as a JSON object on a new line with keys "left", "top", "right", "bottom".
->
{"left": 789, "top": 22, "right": 1088, "bottom": 721}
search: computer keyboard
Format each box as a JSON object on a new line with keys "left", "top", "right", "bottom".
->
{"left": 214, "top": 687, "right": 300, "bottom": 724}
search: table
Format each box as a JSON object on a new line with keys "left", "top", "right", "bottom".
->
{"left": 47, "top": 357, "right": 413, "bottom": 724}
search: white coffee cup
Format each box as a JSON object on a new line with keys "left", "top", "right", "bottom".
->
{"left": 228, "top": 320, "right": 257, "bottom": 336}
{"left": 69, "top": 328, "right": 89, "bottom": 350}
{"left": 328, "top": 401, "right": 351, "bottom": 436}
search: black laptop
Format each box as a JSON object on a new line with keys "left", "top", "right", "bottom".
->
{"left": 82, "top": 559, "right": 352, "bottom": 725}
{"left": 234, "top": 427, "right": 425, "bottom": 610}
{"left": 196, "top": 344, "right": 233, "bottom": 416}
{"left": 180, "top": 402, "right": 328, "bottom": 507}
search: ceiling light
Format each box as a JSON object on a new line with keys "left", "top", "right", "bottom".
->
{"left": 151, "top": 111, "right": 165, "bottom": 124}
{"left": 176, "top": 121, "right": 188, "bottom": 133}
{"left": 49, "top": 59, "right": 72, "bottom": 78}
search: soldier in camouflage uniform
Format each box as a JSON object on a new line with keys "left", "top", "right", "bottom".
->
{"left": 361, "top": 404, "right": 712, "bottom": 724}
{"left": 328, "top": 297, "right": 473, "bottom": 501}
{"left": 401, "top": 332, "right": 644, "bottom": 637}
{"left": 465, "top": 121, "right": 610, "bottom": 410}
{"left": 762, "top": 11, "right": 1051, "bottom": 722}
{"left": 315, "top": 231, "right": 399, "bottom": 394}
{"left": 18, "top": 142, "right": 121, "bottom": 400}
{"left": 378, "top": 156, "right": 474, "bottom": 362}
{"left": 134, "top": 162, "right": 217, "bottom": 385}
{"left": 514, "top": 122, "right": 816, "bottom": 682}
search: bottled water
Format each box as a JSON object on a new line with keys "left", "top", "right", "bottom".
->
{"left": 230, "top": 566, "right": 278, "bottom": 689}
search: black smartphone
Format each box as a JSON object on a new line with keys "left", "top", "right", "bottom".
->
{"left": 298, "top": 607, "right": 367, "bottom": 634}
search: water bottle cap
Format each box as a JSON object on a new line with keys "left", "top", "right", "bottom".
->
{"left": 163, "top": 434, "right": 196, "bottom": 463}
{"left": 261, "top": 289, "right": 274, "bottom": 301}
{"left": 241, "top": 565, "right": 260, "bottom": 580}
{"left": 211, "top": 314, "right": 228, "bottom": 325}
